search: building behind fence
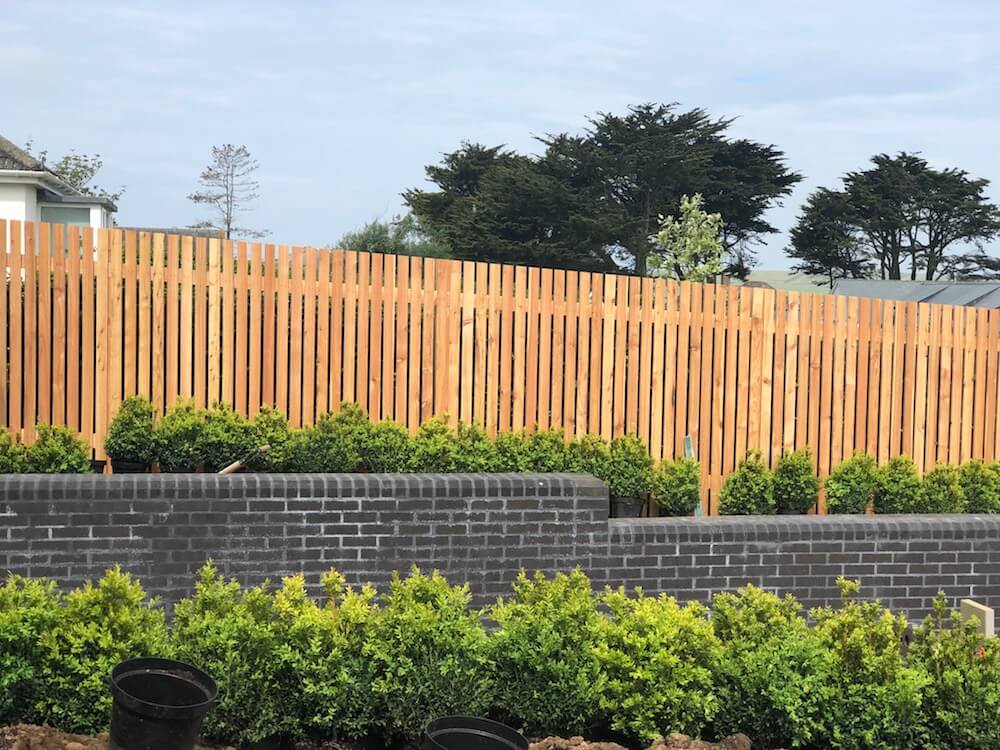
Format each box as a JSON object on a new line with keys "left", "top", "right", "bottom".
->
{"left": 2, "top": 220, "right": 999, "bottom": 513}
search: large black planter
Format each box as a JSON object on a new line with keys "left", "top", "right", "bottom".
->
{"left": 89, "top": 459, "right": 107, "bottom": 475}
{"left": 424, "top": 716, "right": 528, "bottom": 750}
{"left": 111, "top": 460, "right": 149, "bottom": 474}
{"left": 610, "top": 496, "right": 644, "bottom": 518}
{"left": 108, "top": 657, "right": 217, "bottom": 750}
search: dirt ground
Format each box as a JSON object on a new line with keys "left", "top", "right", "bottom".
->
{"left": 0, "top": 724, "right": 235, "bottom": 750}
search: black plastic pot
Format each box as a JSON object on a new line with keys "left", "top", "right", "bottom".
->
{"left": 89, "top": 459, "right": 107, "bottom": 475}
{"left": 423, "top": 717, "right": 528, "bottom": 750}
{"left": 610, "top": 496, "right": 644, "bottom": 518}
{"left": 108, "top": 657, "right": 217, "bottom": 750}
{"left": 111, "top": 460, "right": 149, "bottom": 474}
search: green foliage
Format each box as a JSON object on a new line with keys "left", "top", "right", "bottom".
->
{"left": 453, "top": 422, "right": 501, "bottom": 472}
{"left": 527, "top": 428, "right": 568, "bottom": 472}
{"left": 566, "top": 434, "right": 610, "bottom": 477}
{"left": 810, "top": 578, "right": 928, "bottom": 750}
{"left": 603, "top": 435, "right": 654, "bottom": 498}
{"left": 361, "top": 420, "right": 414, "bottom": 472}
{"left": 23, "top": 424, "right": 91, "bottom": 474}
{"left": 103, "top": 396, "right": 156, "bottom": 464}
{"left": 154, "top": 399, "right": 205, "bottom": 471}
{"left": 494, "top": 430, "right": 533, "bottom": 472}
{"left": 594, "top": 589, "right": 719, "bottom": 742}
{"left": 35, "top": 568, "right": 168, "bottom": 734}
{"left": 0, "top": 428, "right": 27, "bottom": 473}
{"left": 874, "top": 455, "right": 923, "bottom": 514}
{"left": 195, "top": 402, "right": 255, "bottom": 470}
{"left": 651, "top": 457, "right": 701, "bottom": 516}
{"left": 407, "top": 415, "right": 458, "bottom": 472}
{"left": 249, "top": 406, "right": 291, "bottom": 471}
{"left": 0, "top": 576, "right": 61, "bottom": 725}
{"left": 959, "top": 459, "right": 1000, "bottom": 513}
{"left": 650, "top": 194, "right": 724, "bottom": 282}
{"left": 825, "top": 453, "right": 878, "bottom": 514}
{"left": 711, "top": 586, "right": 831, "bottom": 749}
{"left": 918, "top": 465, "right": 965, "bottom": 513}
{"left": 489, "top": 570, "right": 603, "bottom": 736}
{"left": 338, "top": 213, "right": 451, "bottom": 259}
{"left": 909, "top": 594, "right": 1000, "bottom": 750}
{"left": 366, "top": 568, "right": 492, "bottom": 739}
{"left": 773, "top": 447, "right": 819, "bottom": 514}
{"left": 283, "top": 407, "right": 365, "bottom": 473}
{"left": 718, "top": 450, "right": 774, "bottom": 515}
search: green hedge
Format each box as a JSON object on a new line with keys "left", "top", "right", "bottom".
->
{"left": 1, "top": 567, "right": 997, "bottom": 749}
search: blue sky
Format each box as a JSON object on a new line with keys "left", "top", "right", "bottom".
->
{"left": 7, "top": 1, "right": 1000, "bottom": 268}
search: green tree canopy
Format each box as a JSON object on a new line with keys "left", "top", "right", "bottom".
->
{"left": 787, "top": 152, "right": 1000, "bottom": 281}
{"left": 650, "top": 194, "right": 724, "bottom": 282}
{"left": 337, "top": 213, "right": 450, "bottom": 258}
{"left": 25, "top": 140, "right": 124, "bottom": 204}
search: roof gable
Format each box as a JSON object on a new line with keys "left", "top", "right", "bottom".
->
{"left": 0, "top": 134, "right": 46, "bottom": 172}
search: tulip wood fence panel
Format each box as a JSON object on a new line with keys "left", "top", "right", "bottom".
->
{"left": 2, "top": 220, "right": 999, "bottom": 513}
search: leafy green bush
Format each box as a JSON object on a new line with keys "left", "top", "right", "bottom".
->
{"left": 494, "top": 430, "right": 533, "bottom": 472}
{"left": 711, "top": 586, "right": 832, "bottom": 749}
{"left": 0, "top": 576, "right": 61, "bottom": 725}
{"left": 566, "top": 434, "right": 610, "bottom": 477}
{"left": 810, "top": 578, "right": 928, "bottom": 750}
{"left": 874, "top": 455, "right": 923, "bottom": 514}
{"left": 909, "top": 594, "right": 1000, "bottom": 750}
{"left": 959, "top": 460, "right": 1000, "bottom": 513}
{"left": 361, "top": 420, "right": 414, "bottom": 472}
{"left": 249, "top": 406, "right": 291, "bottom": 471}
{"left": 195, "top": 402, "right": 255, "bottom": 470}
{"left": 489, "top": 570, "right": 603, "bottom": 736}
{"left": 35, "top": 568, "right": 168, "bottom": 734}
{"left": 407, "top": 415, "right": 458, "bottom": 472}
{"left": 718, "top": 450, "right": 774, "bottom": 515}
{"left": 773, "top": 447, "right": 819, "bottom": 514}
{"left": 917, "top": 465, "right": 965, "bottom": 513}
{"left": 594, "top": 589, "right": 720, "bottom": 743}
{"left": 527, "top": 428, "right": 568, "bottom": 472}
{"left": 0, "top": 428, "right": 26, "bottom": 473}
{"left": 366, "top": 568, "right": 492, "bottom": 739}
{"left": 651, "top": 457, "right": 701, "bottom": 516}
{"left": 154, "top": 399, "right": 205, "bottom": 471}
{"left": 603, "top": 435, "right": 654, "bottom": 498}
{"left": 283, "top": 409, "right": 363, "bottom": 472}
{"left": 825, "top": 453, "right": 878, "bottom": 514}
{"left": 103, "top": 395, "right": 156, "bottom": 465}
{"left": 23, "top": 424, "right": 91, "bottom": 474}
{"left": 453, "top": 422, "right": 500, "bottom": 472}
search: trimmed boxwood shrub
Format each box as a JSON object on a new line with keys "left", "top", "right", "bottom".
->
{"left": 0, "top": 576, "right": 61, "bottom": 725}
{"left": 23, "top": 424, "right": 91, "bottom": 474}
{"left": 407, "top": 415, "right": 458, "bottom": 472}
{"left": 249, "top": 406, "right": 291, "bottom": 471}
{"left": 718, "top": 450, "right": 773, "bottom": 515}
{"left": 103, "top": 395, "right": 156, "bottom": 466}
{"left": 453, "top": 422, "right": 500, "bottom": 472}
{"left": 494, "top": 430, "right": 533, "bottom": 472}
{"left": 918, "top": 465, "right": 965, "bottom": 513}
{"left": 566, "top": 434, "right": 610, "bottom": 477}
{"left": 874, "top": 455, "right": 923, "bottom": 514}
{"left": 195, "top": 402, "right": 255, "bottom": 471}
{"left": 651, "top": 457, "right": 701, "bottom": 516}
{"left": 958, "top": 460, "right": 1000, "bottom": 513}
{"left": 283, "top": 411, "right": 362, "bottom": 473}
{"left": 773, "top": 447, "right": 819, "bottom": 514}
{"left": 0, "top": 428, "right": 27, "bottom": 473}
{"left": 824, "top": 453, "right": 878, "bottom": 514}
{"left": 527, "top": 428, "right": 568, "bottom": 472}
{"left": 604, "top": 435, "right": 654, "bottom": 498}
{"left": 361, "top": 420, "right": 414, "bottom": 473}
{"left": 154, "top": 399, "right": 204, "bottom": 472}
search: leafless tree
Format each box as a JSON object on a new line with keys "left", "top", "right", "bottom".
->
{"left": 188, "top": 144, "right": 267, "bottom": 239}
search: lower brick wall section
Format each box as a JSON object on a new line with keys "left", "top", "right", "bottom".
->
{"left": 1, "top": 474, "right": 999, "bottom": 619}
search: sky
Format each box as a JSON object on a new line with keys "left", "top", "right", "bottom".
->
{"left": 7, "top": 1, "right": 1000, "bottom": 268}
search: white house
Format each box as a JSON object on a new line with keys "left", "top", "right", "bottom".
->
{"left": 0, "top": 134, "right": 116, "bottom": 230}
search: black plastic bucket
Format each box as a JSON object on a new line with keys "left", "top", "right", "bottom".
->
{"left": 423, "top": 717, "right": 528, "bottom": 750}
{"left": 108, "top": 657, "right": 217, "bottom": 750}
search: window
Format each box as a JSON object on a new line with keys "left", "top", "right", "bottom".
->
{"left": 40, "top": 205, "right": 90, "bottom": 226}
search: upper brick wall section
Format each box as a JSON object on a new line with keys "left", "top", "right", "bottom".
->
{"left": 2, "top": 474, "right": 999, "bottom": 619}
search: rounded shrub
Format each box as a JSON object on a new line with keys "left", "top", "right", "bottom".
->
{"left": 824, "top": 453, "right": 878, "bottom": 514}
{"left": 489, "top": 570, "right": 603, "bottom": 736}
{"left": 958, "top": 460, "right": 1000, "bottom": 513}
{"left": 453, "top": 421, "right": 500, "bottom": 472}
{"left": 0, "top": 576, "right": 61, "bottom": 725}
{"left": 773, "top": 447, "right": 819, "bottom": 514}
{"left": 918, "top": 465, "right": 965, "bottom": 513}
{"left": 103, "top": 395, "right": 156, "bottom": 466}
{"left": 651, "top": 457, "right": 701, "bottom": 516}
{"left": 718, "top": 450, "right": 774, "bottom": 515}
{"left": 23, "top": 424, "right": 91, "bottom": 474}
{"left": 249, "top": 406, "right": 291, "bottom": 471}
{"left": 154, "top": 399, "right": 205, "bottom": 472}
{"left": 566, "top": 434, "right": 610, "bottom": 477}
{"left": 407, "top": 415, "right": 458, "bottom": 472}
{"left": 195, "top": 402, "right": 255, "bottom": 471}
{"left": 603, "top": 435, "right": 654, "bottom": 498}
{"left": 494, "top": 430, "right": 533, "bottom": 472}
{"left": 874, "top": 455, "right": 922, "bottom": 513}
{"left": 361, "top": 420, "right": 414, "bottom": 473}
{"left": 284, "top": 412, "right": 362, "bottom": 473}
{"left": 0, "top": 428, "right": 27, "bottom": 473}
{"left": 527, "top": 428, "right": 568, "bottom": 472}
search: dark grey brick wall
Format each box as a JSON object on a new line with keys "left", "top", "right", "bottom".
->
{"left": 2, "top": 474, "right": 999, "bottom": 620}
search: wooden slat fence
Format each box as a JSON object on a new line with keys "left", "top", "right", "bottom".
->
{"left": 3, "top": 220, "right": 999, "bottom": 513}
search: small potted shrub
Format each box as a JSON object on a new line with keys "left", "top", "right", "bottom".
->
{"left": 248, "top": 406, "right": 290, "bottom": 472}
{"left": 154, "top": 399, "right": 205, "bottom": 472}
{"left": 773, "top": 447, "right": 819, "bottom": 514}
{"left": 283, "top": 411, "right": 363, "bottom": 472}
{"left": 23, "top": 424, "right": 91, "bottom": 474}
{"left": 718, "top": 449, "right": 774, "bottom": 515}
{"left": 361, "top": 419, "right": 414, "bottom": 472}
{"left": 566, "top": 433, "right": 610, "bottom": 476}
{"left": 918, "top": 465, "right": 965, "bottom": 513}
{"left": 603, "top": 435, "right": 654, "bottom": 517}
{"left": 0, "top": 428, "right": 27, "bottom": 473}
{"left": 494, "top": 430, "right": 533, "bottom": 472}
{"left": 453, "top": 421, "right": 500, "bottom": 472}
{"left": 651, "top": 457, "right": 701, "bottom": 516}
{"left": 824, "top": 453, "right": 878, "bottom": 514}
{"left": 195, "top": 402, "right": 255, "bottom": 472}
{"left": 873, "top": 455, "right": 922, "bottom": 513}
{"left": 407, "top": 415, "right": 458, "bottom": 472}
{"left": 958, "top": 460, "right": 1000, "bottom": 513}
{"left": 104, "top": 395, "right": 156, "bottom": 473}
{"left": 527, "top": 428, "right": 568, "bottom": 472}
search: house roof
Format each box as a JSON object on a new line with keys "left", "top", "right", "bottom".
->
{"left": 0, "top": 133, "right": 116, "bottom": 210}
{"left": 0, "top": 134, "right": 47, "bottom": 172}
{"left": 833, "top": 279, "right": 1000, "bottom": 308}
